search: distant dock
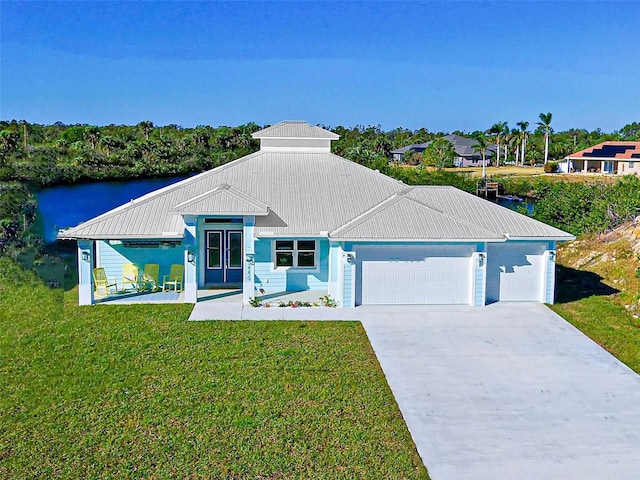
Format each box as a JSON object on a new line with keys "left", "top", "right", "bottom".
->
{"left": 477, "top": 180, "right": 500, "bottom": 199}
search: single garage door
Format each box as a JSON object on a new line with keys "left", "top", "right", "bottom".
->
{"left": 354, "top": 245, "right": 474, "bottom": 305}
{"left": 486, "top": 243, "right": 546, "bottom": 302}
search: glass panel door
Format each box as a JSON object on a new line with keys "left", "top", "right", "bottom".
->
{"left": 207, "top": 231, "right": 221, "bottom": 269}
{"left": 225, "top": 231, "right": 243, "bottom": 283}
{"left": 205, "top": 231, "right": 224, "bottom": 284}
{"left": 227, "top": 232, "right": 243, "bottom": 268}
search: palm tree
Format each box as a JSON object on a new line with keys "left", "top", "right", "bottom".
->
{"left": 83, "top": 126, "right": 101, "bottom": 150}
{"left": 487, "top": 121, "right": 508, "bottom": 167}
{"left": 137, "top": 120, "right": 154, "bottom": 141}
{"left": 99, "top": 135, "right": 123, "bottom": 157}
{"left": 506, "top": 129, "right": 519, "bottom": 164}
{"left": 516, "top": 121, "right": 529, "bottom": 167}
{"left": 473, "top": 132, "right": 489, "bottom": 178}
{"left": 537, "top": 113, "right": 553, "bottom": 164}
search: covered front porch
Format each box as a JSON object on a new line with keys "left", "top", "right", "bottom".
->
{"left": 92, "top": 285, "right": 329, "bottom": 307}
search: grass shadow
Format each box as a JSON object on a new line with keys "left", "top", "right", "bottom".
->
{"left": 555, "top": 264, "right": 619, "bottom": 303}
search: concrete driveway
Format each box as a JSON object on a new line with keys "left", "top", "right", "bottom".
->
{"left": 359, "top": 302, "right": 640, "bottom": 480}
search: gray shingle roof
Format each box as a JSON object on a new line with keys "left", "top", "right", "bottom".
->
{"left": 59, "top": 122, "right": 573, "bottom": 242}
{"left": 252, "top": 121, "right": 340, "bottom": 139}
{"left": 391, "top": 134, "right": 497, "bottom": 157}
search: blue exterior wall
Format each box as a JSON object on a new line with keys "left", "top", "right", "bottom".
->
{"left": 97, "top": 240, "right": 183, "bottom": 286}
{"left": 253, "top": 237, "right": 329, "bottom": 292}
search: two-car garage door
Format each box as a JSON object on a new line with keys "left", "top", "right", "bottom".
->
{"left": 354, "top": 245, "right": 474, "bottom": 305}
{"left": 352, "top": 242, "right": 549, "bottom": 305}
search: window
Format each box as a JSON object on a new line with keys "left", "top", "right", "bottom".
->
{"left": 275, "top": 240, "right": 316, "bottom": 268}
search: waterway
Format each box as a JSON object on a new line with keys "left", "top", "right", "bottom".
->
{"left": 35, "top": 177, "right": 534, "bottom": 243}
{"left": 35, "top": 176, "right": 188, "bottom": 243}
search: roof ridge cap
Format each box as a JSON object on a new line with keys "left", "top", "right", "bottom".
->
{"left": 327, "top": 152, "right": 406, "bottom": 185}
{"left": 61, "top": 152, "right": 262, "bottom": 234}
{"left": 405, "top": 188, "right": 506, "bottom": 238}
{"left": 444, "top": 188, "right": 573, "bottom": 237}
{"left": 330, "top": 194, "right": 404, "bottom": 237}
{"left": 172, "top": 182, "right": 269, "bottom": 212}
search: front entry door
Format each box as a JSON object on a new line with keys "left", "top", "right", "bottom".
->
{"left": 205, "top": 230, "right": 243, "bottom": 285}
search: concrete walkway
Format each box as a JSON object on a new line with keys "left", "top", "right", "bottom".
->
{"left": 359, "top": 303, "right": 640, "bottom": 480}
{"left": 188, "top": 302, "right": 359, "bottom": 320}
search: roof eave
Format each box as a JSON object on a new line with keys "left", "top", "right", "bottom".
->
{"left": 328, "top": 236, "right": 506, "bottom": 242}
{"left": 170, "top": 210, "right": 269, "bottom": 216}
{"left": 508, "top": 235, "right": 576, "bottom": 241}
{"left": 57, "top": 233, "right": 185, "bottom": 241}
{"left": 566, "top": 156, "right": 635, "bottom": 161}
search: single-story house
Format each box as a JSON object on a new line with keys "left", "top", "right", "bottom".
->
{"left": 60, "top": 121, "right": 573, "bottom": 307}
{"left": 561, "top": 141, "right": 640, "bottom": 175}
{"left": 390, "top": 134, "right": 496, "bottom": 167}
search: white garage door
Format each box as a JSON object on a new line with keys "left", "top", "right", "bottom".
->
{"left": 486, "top": 243, "right": 546, "bottom": 302}
{"left": 355, "top": 245, "right": 474, "bottom": 305}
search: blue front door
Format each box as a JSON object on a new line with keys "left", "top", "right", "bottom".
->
{"left": 205, "top": 230, "right": 243, "bottom": 285}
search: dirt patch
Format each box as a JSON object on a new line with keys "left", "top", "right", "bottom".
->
{"left": 558, "top": 220, "right": 640, "bottom": 304}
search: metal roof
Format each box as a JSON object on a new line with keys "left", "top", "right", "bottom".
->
{"left": 406, "top": 187, "right": 574, "bottom": 240}
{"left": 252, "top": 121, "right": 340, "bottom": 139}
{"left": 330, "top": 192, "right": 504, "bottom": 241}
{"left": 171, "top": 184, "right": 269, "bottom": 216}
{"left": 59, "top": 122, "right": 573, "bottom": 242}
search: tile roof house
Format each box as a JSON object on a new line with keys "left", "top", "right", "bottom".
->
{"left": 390, "top": 134, "right": 496, "bottom": 167}
{"left": 60, "top": 121, "right": 573, "bottom": 307}
{"left": 561, "top": 141, "right": 640, "bottom": 175}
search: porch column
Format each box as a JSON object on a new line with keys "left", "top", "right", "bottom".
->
{"left": 77, "top": 239, "right": 94, "bottom": 306}
{"left": 183, "top": 217, "right": 197, "bottom": 303}
{"left": 544, "top": 243, "right": 557, "bottom": 304}
{"left": 583, "top": 159, "right": 587, "bottom": 172}
{"left": 327, "top": 242, "right": 341, "bottom": 302}
{"left": 342, "top": 248, "right": 356, "bottom": 308}
{"left": 472, "top": 245, "right": 487, "bottom": 307}
{"left": 243, "top": 216, "right": 255, "bottom": 305}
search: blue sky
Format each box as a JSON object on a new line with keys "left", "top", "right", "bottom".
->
{"left": 2, "top": 1, "right": 638, "bottom": 132}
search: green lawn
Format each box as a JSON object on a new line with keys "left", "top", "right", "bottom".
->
{"left": 0, "top": 258, "right": 428, "bottom": 479}
{"left": 551, "top": 296, "right": 640, "bottom": 374}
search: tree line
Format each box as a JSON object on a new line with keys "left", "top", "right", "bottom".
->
{"left": 0, "top": 118, "right": 638, "bottom": 186}
{"left": 0, "top": 120, "right": 262, "bottom": 186}
{"left": 0, "top": 118, "right": 639, "bottom": 257}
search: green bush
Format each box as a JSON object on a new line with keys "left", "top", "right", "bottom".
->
{"left": 531, "top": 176, "right": 640, "bottom": 235}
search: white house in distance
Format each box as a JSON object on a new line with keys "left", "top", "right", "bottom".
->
{"left": 560, "top": 141, "right": 640, "bottom": 174}
{"left": 60, "top": 121, "right": 574, "bottom": 307}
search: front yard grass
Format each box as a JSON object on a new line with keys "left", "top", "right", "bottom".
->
{"left": 551, "top": 296, "right": 640, "bottom": 374}
{"left": 0, "top": 258, "right": 428, "bottom": 479}
{"left": 552, "top": 240, "right": 640, "bottom": 374}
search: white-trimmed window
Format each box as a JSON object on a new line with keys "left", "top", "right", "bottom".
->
{"left": 275, "top": 240, "right": 316, "bottom": 268}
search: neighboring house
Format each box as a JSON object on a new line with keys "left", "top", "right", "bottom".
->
{"left": 562, "top": 141, "right": 640, "bottom": 175}
{"left": 60, "top": 121, "right": 573, "bottom": 307}
{"left": 390, "top": 134, "right": 495, "bottom": 167}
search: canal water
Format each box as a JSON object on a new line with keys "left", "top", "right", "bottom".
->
{"left": 35, "top": 177, "right": 534, "bottom": 243}
{"left": 35, "top": 176, "right": 188, "bottom": 243}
